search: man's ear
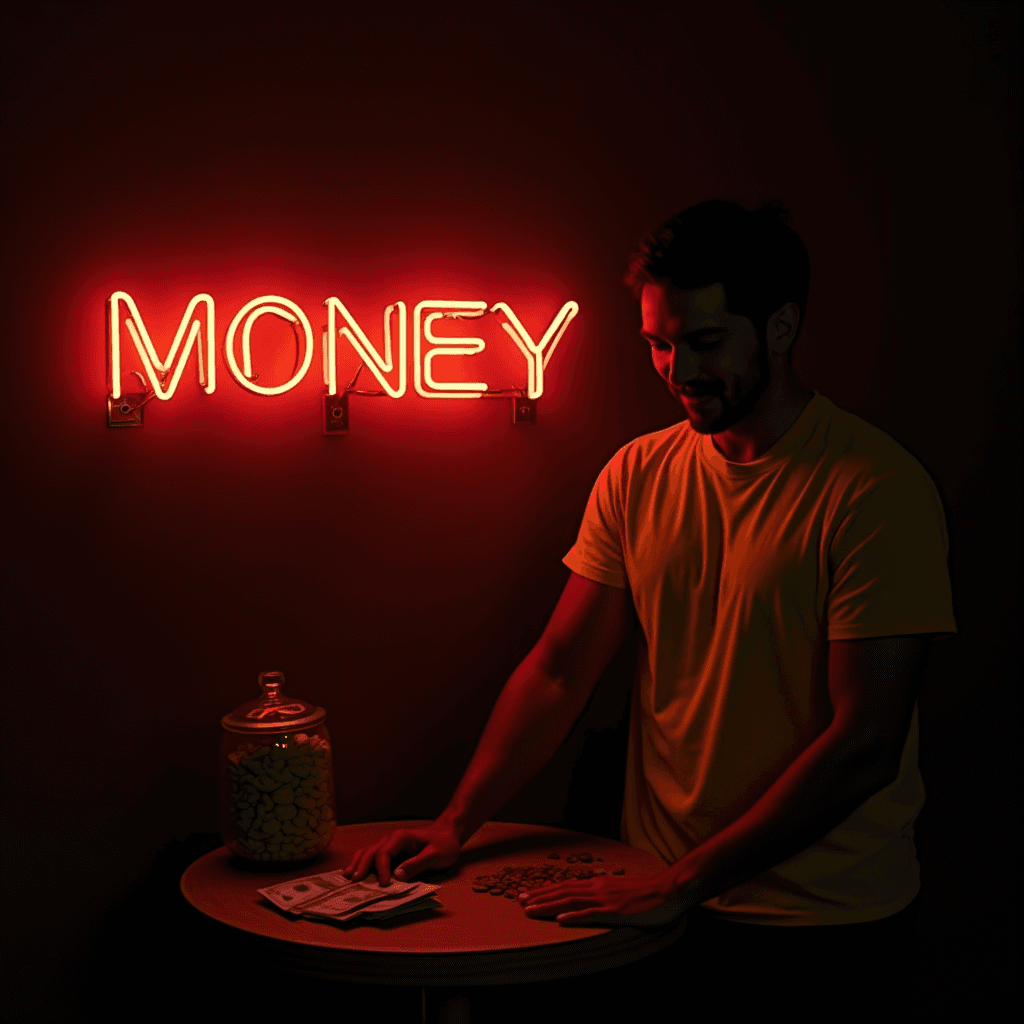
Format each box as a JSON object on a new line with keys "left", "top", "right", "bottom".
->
{"left": 767, "top": 301, "right": 800, "bottom": 354}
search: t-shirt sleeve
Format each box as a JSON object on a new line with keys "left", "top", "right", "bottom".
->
{"left": 827, "top": 466, "right": 958, "bottom": 641}
{"left": 563, "top": 451, "right": 630, "bottom": 589}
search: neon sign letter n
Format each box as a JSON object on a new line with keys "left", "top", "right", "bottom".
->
{"left": 324, "top": 298, "right": 407, "bottom": 398}
{"left": 109, "top": 291, "right": 216, "bottom": 400}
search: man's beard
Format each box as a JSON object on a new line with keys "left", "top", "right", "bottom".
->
{"left": 683, "top": 334, "right": 771, "bottom": 435}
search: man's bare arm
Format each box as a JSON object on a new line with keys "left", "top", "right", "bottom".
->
{"left": 342, "top": 571, "right": 637, "bottom": 885}
{"left": 437, "top": 572, "right": 635, "bottom": 846}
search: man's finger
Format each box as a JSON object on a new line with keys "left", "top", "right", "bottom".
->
{"left": 375, "top": 832, "right": 414, "bottom": 884}
{"left": 375, "top": 848, "right": 394, "bottom": 886}
{"left": 394, "top": 855, "right": 421, "bottom": 879}
{"left": 524, "top": 896, "right": 596, "bottom": 917}
{"left": 521, "top": 881, "right": 591, "bottom": 905}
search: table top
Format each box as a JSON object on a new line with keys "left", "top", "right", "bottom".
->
{"left": 180, "top": 820, "right": 688, "bottom": 986}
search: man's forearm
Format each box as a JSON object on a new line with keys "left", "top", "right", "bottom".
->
{"left": 437, "top": 653, "right": 589, "bottom": 846}
{"left": 664, "top": 726, "right": 899, "bottom": 908}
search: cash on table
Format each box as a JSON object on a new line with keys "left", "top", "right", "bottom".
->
{"left": 258, "top": 869, "right": 443, "bottom": 923}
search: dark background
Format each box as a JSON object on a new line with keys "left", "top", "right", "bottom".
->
{"left": 2, "top": 1, "right": 1020, "bottom": 1020}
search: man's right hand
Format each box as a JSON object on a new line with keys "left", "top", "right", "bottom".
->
{"left": 340, "top": 820, "right": 463, "bottom": 887}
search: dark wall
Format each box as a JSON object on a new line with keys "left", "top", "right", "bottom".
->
{"left": 2, "top": 1, "right": 1019, "bottom": 1017}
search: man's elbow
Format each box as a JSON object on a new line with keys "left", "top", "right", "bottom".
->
{"left": 827, "top": 724, "right": 906, "bottom": 791}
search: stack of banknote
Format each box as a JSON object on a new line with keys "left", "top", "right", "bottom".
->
{"left": 258, "top": 869, "right": 443, "bottom": 923}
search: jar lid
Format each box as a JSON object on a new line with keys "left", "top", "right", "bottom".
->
{"left": 221, "top": 671, "right": 326, "bottom": 733}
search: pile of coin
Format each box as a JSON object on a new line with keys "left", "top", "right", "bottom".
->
{"left": 472, "top": 853, "right": 626, "bottom": 899}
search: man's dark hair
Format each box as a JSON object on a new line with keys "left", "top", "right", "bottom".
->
{"left": 625, "top": 199, "right": 811, "bottom": 354}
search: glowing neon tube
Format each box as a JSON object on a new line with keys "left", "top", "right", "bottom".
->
{"left": 324, "top": 298, "right": 407, "bottom": 397}
{"left": 489, "top": 301, "right": 579, "bottom": 400}
{"left": 108, "top": 292, "right": 215, "bottom": 400}
{"left": 224, "top": 296, "right": 315, "bottom": 396}
{"left": 413, "top": 300, "right": 488, "bottom": 399}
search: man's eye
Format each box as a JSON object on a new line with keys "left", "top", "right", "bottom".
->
{"left": 649, "top": 339, "right": 720, "bottom": 353}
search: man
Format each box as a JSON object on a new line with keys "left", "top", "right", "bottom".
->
{"left": 343, "top": 200, "right": 957, "bottom": 1016}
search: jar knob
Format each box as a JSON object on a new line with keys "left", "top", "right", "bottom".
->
{"left": 258, "top": 671, "right": 285, "bottom": 702}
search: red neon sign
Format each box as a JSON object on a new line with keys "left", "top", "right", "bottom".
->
{"left": 107, "top": 292, "right": 578, "bottom": 431}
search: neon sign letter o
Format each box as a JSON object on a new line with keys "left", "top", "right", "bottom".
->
{"left": 225, "top": 295, "right": 315, "bottom": 396}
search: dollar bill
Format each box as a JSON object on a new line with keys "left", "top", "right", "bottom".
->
{"left": 298, "top": 882, "right": 439, "bottom": 920}
{"left": 359, "top": 895, "right": 444, "bottom": 921}
{"left": 306, "top": 892, "right": 444, "bottom": 923}
{"left": 258, "top": 869, "right": 442, "bottom": 922}
{"left": 258, "top": 869, "right": 392, "bottom": 914}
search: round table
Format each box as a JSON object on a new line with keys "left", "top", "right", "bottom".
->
{"left": 181, "top": 819, "right": 687, "bottom": 992}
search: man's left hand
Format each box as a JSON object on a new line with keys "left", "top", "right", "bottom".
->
{"left": 517, "top": 873, "right": 688, "bottom": 927}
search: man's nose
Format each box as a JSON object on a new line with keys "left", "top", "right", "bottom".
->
{"left": 669, "top": 348, "right": 699, "bottom": 386}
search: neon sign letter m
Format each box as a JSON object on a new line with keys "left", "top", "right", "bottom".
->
{"left": 108, "top": 291, "right": 216, "bottom": 400}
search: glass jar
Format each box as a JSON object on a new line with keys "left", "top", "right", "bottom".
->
{"left": 219, "top": 671, "right": 336, "bottom": 864}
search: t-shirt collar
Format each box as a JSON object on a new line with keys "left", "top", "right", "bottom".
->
{"left": 699, "top": 391, "right": 823, "bottom": 477}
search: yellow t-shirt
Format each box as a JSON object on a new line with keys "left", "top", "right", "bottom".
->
{"left": 563, "top": 391, "right": 957, "bottom": 926}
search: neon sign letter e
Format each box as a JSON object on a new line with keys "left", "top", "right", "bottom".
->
{"left": 413, "top": 300, "right": 489, "bottom": 399}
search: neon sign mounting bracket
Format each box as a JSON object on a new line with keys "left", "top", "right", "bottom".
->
{"left": 323, "top": 392, "right": 348, "bottom": 433}
{"left": 106, "top": 371, "right": 156, "bottom": 427}
{"left": 107, "top": 393, "right": 146, "bottom": 427}
{"left": 512, "top": 396, "right": 536, "bottom": 424}
{"left": 321, "top": 387, "right": 535, "bottom": 434}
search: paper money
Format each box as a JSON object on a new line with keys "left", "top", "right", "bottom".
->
{"left": 258, "top": 869, "right": 443, "bottom": 924}
{"left": 306, "top": 892, "right": 442, "bottom": 923}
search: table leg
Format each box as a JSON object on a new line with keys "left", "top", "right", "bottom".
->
{"left": 418, "top": 987, "right": 477, "bottom": 1024}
